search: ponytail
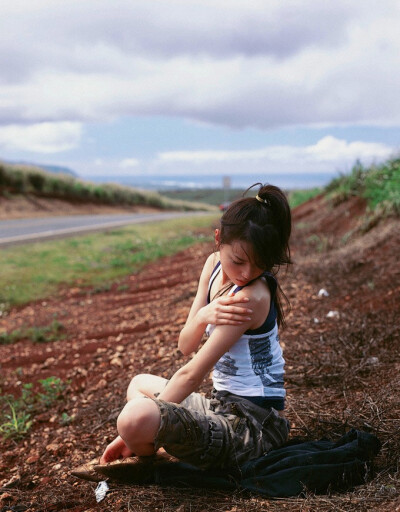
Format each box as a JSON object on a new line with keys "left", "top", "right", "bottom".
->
{"left": 218, "top": 183, "right": 292, "bottom": 327}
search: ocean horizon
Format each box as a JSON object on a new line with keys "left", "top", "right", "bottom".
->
{"left": 87, "top": 172, "right": 339, "bottom": 191}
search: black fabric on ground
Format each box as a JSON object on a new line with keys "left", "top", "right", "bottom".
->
{"left": 151, "top": 429, "right": 381, "bottom": 497}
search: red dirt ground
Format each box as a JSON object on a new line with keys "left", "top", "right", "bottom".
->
{"left": 0, "top": 195, "right": 399, "bottom": 511}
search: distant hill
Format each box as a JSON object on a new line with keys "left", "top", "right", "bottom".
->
{"left": 4, "top": 160, "right": 77, "bottom": 177}
{"left": 0, "top": 160, "right": 215, "bottom": 212}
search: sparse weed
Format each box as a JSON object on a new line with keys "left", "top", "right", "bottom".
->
{"left": 340, "top": 231, "right": 353, "bottom": 246}
{"left": 0, "top": 320, "right": 65, "bottom": 345}
{"left": 60, "top": 412, "right": 73, "bottom": 425}
{"left": 0, "top": 376, "right": 68, "bottom": 440}
{"left": 0, "top": 401, "right": 33, "bottom": 439}
{"left": 294, "top": 221, "right": 311, "bottom": 231}
{"left": 0, "top": 329, "right": 23, "bottom": 345}
{"left": 36, "top": 376, "right": 67, "bottom": 407}
{"left": 306, "top": 234, "right": 330, "bottom": 252}
{"left": 90, "top": 283, "right": 112, "bottom": 295}
{"left": 30, "top": 320, "right": 65, "bottom": 343}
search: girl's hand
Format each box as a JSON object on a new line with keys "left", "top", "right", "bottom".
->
{"left": 199, "top": 295, "right": 253, "bottom": 326}
{"left": 100, "top": 435, "right": 134, "bottom": 464}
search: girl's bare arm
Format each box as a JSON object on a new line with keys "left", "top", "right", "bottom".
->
{"left": 178, "top": 255, "right": 254, "bottom": 356}
{"left": 177, "top": 253, "right": 215, "bottom": 355}
{"left": 161, "top": 287, "right": 269, "bottom": 404}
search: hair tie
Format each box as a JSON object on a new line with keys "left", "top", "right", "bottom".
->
{"left": 256, "top": 194, "right": 270, "bottom": 206}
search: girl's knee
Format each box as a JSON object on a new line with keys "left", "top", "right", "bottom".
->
{"left": 117, "top": 398, "right": 161, "bottom": 443}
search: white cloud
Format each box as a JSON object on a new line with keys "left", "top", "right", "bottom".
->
{"left": 156, "top": 137, "right": 394, "bottom": 174}
{"left": 119, "top": 158, "right": 140, "bottom": 168}
{"left": 304, "top": 136, "right": 393, "bottom": 162}
{"left": 0, "top": 122, "right": 82, "bottom": 153}
{"left": 0, "top": 1, "right": 400, "bottom": 130}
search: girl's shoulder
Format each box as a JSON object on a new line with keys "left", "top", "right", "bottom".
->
{"left": 236, "top": 276, "right": 272, "bottom": 305}
{"left": 203, "top": 251, "right": 220, "bottom": 274}
{"left": 260, "top": 271, "right": 278, "bottom": 297}
{"left": 234, "top": 278, "right": 272, "bottom": 330}
{"left": 199, "top": 252, "right": 220, "bottom": 288}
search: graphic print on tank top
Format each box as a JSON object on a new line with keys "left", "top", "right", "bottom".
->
{"left": 248, "top": 334, "right": 273, "bottom": 384}
{"left": 214, "top": 353, "right": 239, "bottom": 376}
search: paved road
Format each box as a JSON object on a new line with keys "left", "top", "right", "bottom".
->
{"left": 0, "top": 211, "right": 210, "bottom": 247}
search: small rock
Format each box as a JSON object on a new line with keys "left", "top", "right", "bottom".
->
{"left": 327, "top": 310, "right": 340, "bottom": 319}
{"left": 93, "top": 379, "right": 107, "bottom": 390}
{"left": 26, "top": 454, "right": 39, "bottom": 464}
{"left": 42, "top": 357, "right": 56, "bottom": 369}
{"left": 46, "top": 443, "right": 59, "bottom": 453}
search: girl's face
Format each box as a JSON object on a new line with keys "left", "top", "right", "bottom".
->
{"left": 216, "top": 231, "right": 264, "bottom": 287}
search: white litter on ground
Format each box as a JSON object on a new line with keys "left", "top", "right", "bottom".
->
{"left": 318, "top": 288, "right": 329, "bottom": 298}
{"left": 95, "top": 481, "right": 110, "bottom": 503}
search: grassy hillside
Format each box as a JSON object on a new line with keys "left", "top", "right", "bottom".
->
{"left": 326, "top": 157, "right": 400, "bottom": 214}
{"left": 0, "top": 161, "right": 215, "bottom": 212}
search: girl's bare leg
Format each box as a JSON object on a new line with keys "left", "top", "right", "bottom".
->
{"left": 101, "top": 375, "right": 165, "bottom": 463}
{"left": 100, "top": 397, "right": 161, "bottom": 462}
{"left": 126, "top": 374, "right": 168, "bottom": 401}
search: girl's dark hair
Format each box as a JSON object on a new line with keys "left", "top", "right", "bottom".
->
{"left": 218, "top": 183, "right": 292, "bottom": 327}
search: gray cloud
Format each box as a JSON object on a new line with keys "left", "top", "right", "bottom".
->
{"left": 1, "top": 1, "right": 357, "bottom": 60}
{"left": 1, "top": 1, "right": 399, "bottom": 130}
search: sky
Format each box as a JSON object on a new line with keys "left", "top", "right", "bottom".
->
{"left": 1, "top": 1, "right": 400, "bottom": 189}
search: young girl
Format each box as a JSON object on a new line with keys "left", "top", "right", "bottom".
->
{"left": 100, "top": 184, "right": 292, "bottom": 471}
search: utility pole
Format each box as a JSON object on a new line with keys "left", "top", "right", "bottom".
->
{"left": 223, "top": 175, "right": 231, "bottom": 203}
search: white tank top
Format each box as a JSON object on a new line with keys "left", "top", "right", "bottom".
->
{"left": 206, "top": 262, "right": 286, "bottom": 400}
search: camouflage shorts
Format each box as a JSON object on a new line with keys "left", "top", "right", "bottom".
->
{"left": 151, "top": 390, "right": 289, "bottom": 471}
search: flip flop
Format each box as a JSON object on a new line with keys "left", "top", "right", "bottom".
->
{"left": 71, "top": 451, "right": 178, "bottom": 483}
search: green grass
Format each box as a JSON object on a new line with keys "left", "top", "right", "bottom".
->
{"left": 288, "top": 188, "right": 322, "bottom": 209}
{"left": 0, "top": 214, "right": 218, "bottom": 311}
{"left": 325, "top": 157, "right": 400, "bottom": 215}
